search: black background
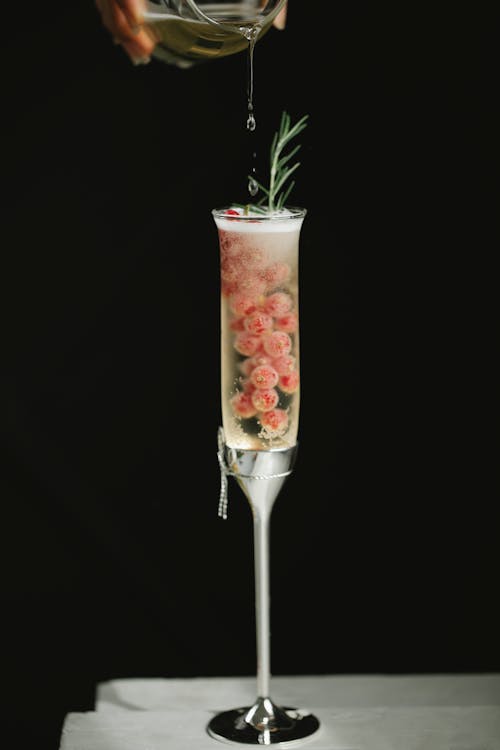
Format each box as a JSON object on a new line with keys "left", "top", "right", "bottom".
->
{"left": 1, "top": 2, "right": 499, "bottom": 748}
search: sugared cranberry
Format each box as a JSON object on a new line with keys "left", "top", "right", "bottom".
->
{"left": 230, "top": 293, "right": 258, "bottom": 317}
{"left": 221, "top": 280, "right": 237, "bottom": 297}
{"left": 240, "top": 378, "right": 257, "bottom": 394}
{"left": 250, "top": 364, "right": 279, "bottom": 390}
{"left": 260, "top": 408, "right": 288, "bottom": 434}
{"left": 279, "top": 371, "right": 300, "bottom": 394}
{"left": 273, "top": 354, "right": 296, "bottom": 375}
{"left": 244, "top": 312, "right": 274, "bottom": 336}
{"left": 221, "top": 258, "right": 241, "bottom": 283}
{"left": 238, "top": 246, "right": 266, "bottom": 271}
{"left": 263, "top": 331, "right": 292, "bottom": 358}
{"left": 231, "top": 391, "right": 258, "bottom": 418}
{"left": 240, "top": 354, "right": 273, "bottom": 376}
{"left": 234, "top": 332, "right": 261, "bottom": 356}
{"left": 237, "top": 275, "right": 267, "bottom": 298}
{"left": 230, "top": 317, "right": 246, "bottom": 332}
{"left": 252, "top": 388, "right": 279, "bottom": 412}
{"left": 260, "top": 262, "right": 291, "bottom": 290}
{"left": 275, "top": 312, "right": 298, "bottom": 333}
{"left": 263, "top": 292, "right": 293, "bottom": 317}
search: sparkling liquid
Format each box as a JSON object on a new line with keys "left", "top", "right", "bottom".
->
{"left": 214, "top": 211, "right": 304, "bottom": 450}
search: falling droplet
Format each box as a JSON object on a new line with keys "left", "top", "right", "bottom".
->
{"left": 247, "top": 108, "right": 256, "bottom": 132}
{"left": 248, "top": 176, "right": 259, "bottom": 196}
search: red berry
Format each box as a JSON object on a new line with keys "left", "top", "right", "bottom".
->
{"left": 263, "top": 292, "right": 293, "bottom": 317}
{"left": 275, "top": 312, "right": 298, "bottom": 333}
{"left": 221, "top": 280, "right": 237, "bottom": 297}
{"left": 273, "top": 354, "right": 296, "bottom": 375}
{"left": 260, "top": 408, "right": 288, "bottom": 434}
{"left": 238, "top": 245, "right": 266, "bottom": 271}
{"left": 263, "top": 331, "right": 292, "bottom": 358}
{"left": 240, "top": 354, "right": 273, "bottom": 376}
{"left": 240, "top": 378, "right": 257, "bottom": 394}
{"left": 221, "top": 257, "right": 241, "bottom": 283}
{"left": 230, "top": 317, "right": 246, "bottom": 332}
{"left": 218, "top": 230, "right": 232, "bottom": 254}
{"left": 252, "top": 354, "right": 273, "bottom": 367}
{"left": 225, "top": 208, "right": 240, "bottom": 216}
{"left": 238, "top": 358, "right": 254, "bottom": 376}
{"left": 279, "top": 371, "right": 300, "bottom": 394}
{"left": 234, "top": 332, "right": 261, "bottom": 356}
{"left": 230, "top": 293, "right": 258, "bottom": 317}
{"left": 219, "top": 232, "right": 242, "bottom": 259}
{"left": 252, "top": 388, "right": 279, "bottom": 412}
{"left": 231, "top": 391, "right": 258, "bottom": 418}
{"left": 221, "top": 250, "right": 266, "bottom": 300}
{"left": 238, "top": 275, "right": 267, "bottom": 298}
{"left": 250, "top": 364, "right": 279, "bottom": 390}
{"left": 260, "top": 262, "right": 291, "bottom": 291}
{"left": 244, "top": 311, "right": 274, "bottom": 336}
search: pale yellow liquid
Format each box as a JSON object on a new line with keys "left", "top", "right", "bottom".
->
{"left": 143, "top": 3, "right": 272, "bottom": 66}
{"left": 215, "top": 217, "right": 303, "bottom": 450}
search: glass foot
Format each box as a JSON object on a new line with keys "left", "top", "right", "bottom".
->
{"left": 207, "top": 697, "right": 320, "bottom": 746}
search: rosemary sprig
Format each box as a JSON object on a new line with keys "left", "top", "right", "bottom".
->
{"left": 250, "top": 111, "right": 309, "bottom": 212}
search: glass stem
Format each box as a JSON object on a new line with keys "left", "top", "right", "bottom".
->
{"left": 253, "top": 503, "right": 272, "bottom": 699}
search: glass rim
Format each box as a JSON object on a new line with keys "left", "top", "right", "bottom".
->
{"left": 184, "top": 0, "right": 288, "bottom": 25}
{"left": 212, "top": 206, "right": 307, "bottom": 221}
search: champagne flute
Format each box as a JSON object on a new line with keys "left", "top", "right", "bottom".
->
{"left": 208, "top": 206, "right": 320, "bottom": 746}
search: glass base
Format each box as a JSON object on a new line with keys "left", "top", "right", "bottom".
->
{"left": 207, "top": 699, "right": 320, "bottom": 746}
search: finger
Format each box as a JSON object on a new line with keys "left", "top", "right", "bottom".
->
{"left": 122, "top": 28, "right": 156, "bottom": 60}
{"left": 97, "top": 0, "right": 143, "bottom": 38}
{"left": 115, "top": 0, "right": 146, "bottom": 30}
{"left": 118, "top": 37, "right": 155, "bottom": 62}
{"left": 99, "top": 1, "right": 141, "bottom": 44}
{"left": 97, "top": 1, "right": 155, "bottom": 63}
{"left": 259, "top": 0, "right": 287, "bottom": 30}
{"left": 273, "top": 3, "right": 287, "bottom": 30}
{"left": 96, "top": 0, "right": 125, "bottom": 38}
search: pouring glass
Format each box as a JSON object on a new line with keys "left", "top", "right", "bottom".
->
{"left": 141, "top": 0, "right": 287, "bottom": 68}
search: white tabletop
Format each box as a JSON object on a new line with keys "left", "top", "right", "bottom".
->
{"left": 59, "top": 673, "right": 500, "bottom": 749}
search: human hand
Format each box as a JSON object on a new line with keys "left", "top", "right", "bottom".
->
{"left": 95, "top": 1, "right": 288, "bottom": 66}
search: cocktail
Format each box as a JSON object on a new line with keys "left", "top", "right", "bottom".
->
{"left": 207, "top": 111, "right": 320, "bottom": 745}
{"left": 217, "top": 206, "right": 303, "bottom": 452}
{"left": 209, "top": 204, "right": 320, "bottom": 745}
{"left": 206, "top": 112, "right": 319, "bottom": 746}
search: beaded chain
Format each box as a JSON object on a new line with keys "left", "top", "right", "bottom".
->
{"left": 217, "top": 427, "right": 294, "bottom": 520}
{"left": 217, "top": 427, "right": 230, "bottom": 520}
